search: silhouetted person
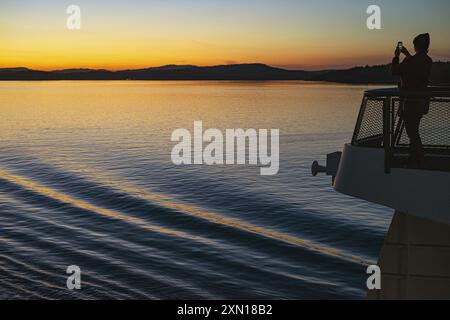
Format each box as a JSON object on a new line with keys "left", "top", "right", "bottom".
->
{"left": 392, "top": 33, "right": 433, "bottom": 168}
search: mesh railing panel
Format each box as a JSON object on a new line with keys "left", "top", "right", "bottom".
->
{"left": 354, "top": 96, "right": 450, "bottom": 150}
{"left": 353, "top": 97, "right": 384, "bottom": 147}
{"left": 394, "top": 98, "right": 450, "bottom": 149}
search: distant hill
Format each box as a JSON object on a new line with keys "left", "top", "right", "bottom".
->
{"left": 0, "top": 62, "right": 449, "bottom": 84}
{"left": 117, "top": 64, "right": 316, "bottom": 80}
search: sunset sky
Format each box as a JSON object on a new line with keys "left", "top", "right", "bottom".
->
{"left": 1, "top": 0, "right": 449, "bottom": 70}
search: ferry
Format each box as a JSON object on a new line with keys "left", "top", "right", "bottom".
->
{"left": 313, "top": 87, "right": 450, "bottom": 299}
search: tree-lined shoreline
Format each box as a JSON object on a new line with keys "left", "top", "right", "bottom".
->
{"left": 1, "top": 62, "right": 449, "bottom": 84}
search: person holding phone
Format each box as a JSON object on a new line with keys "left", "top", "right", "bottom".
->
{"left": 392, "top": 33, "right": 433, "bottom": 168}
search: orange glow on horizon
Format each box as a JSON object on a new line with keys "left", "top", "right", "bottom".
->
{"left": 1, "top": 1, "right": 449, "bottom": 71}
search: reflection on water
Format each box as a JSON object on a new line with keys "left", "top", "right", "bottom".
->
{"left": 0, "top": 81, "right": 392, "bottom": 299}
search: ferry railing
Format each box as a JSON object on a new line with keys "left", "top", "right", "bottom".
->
{"left": 352, "top": 87, "right": 450, "bottom": 173}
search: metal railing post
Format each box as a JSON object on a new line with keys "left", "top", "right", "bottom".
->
{"left": 383, "top": 97, "right": 392, "bottom": 174}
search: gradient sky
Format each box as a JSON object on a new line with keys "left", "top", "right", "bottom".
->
{"left": 1, "top": 0, "right": 449, "bottom": 70}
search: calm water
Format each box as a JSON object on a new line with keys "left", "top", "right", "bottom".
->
{"left": 0, "top": 81, "right": 392, "bottom": 299}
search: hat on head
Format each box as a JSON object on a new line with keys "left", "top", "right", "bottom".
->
{"left": 414, "top": 33, "right": 430, "bottom": 52}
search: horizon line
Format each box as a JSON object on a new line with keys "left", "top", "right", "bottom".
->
{"left": 2, "top": 60, "right": 449, "bottom": 74}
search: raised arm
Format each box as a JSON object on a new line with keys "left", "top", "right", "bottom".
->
{"left": 391, "top": 47, "right": 412, "bottom": 76}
